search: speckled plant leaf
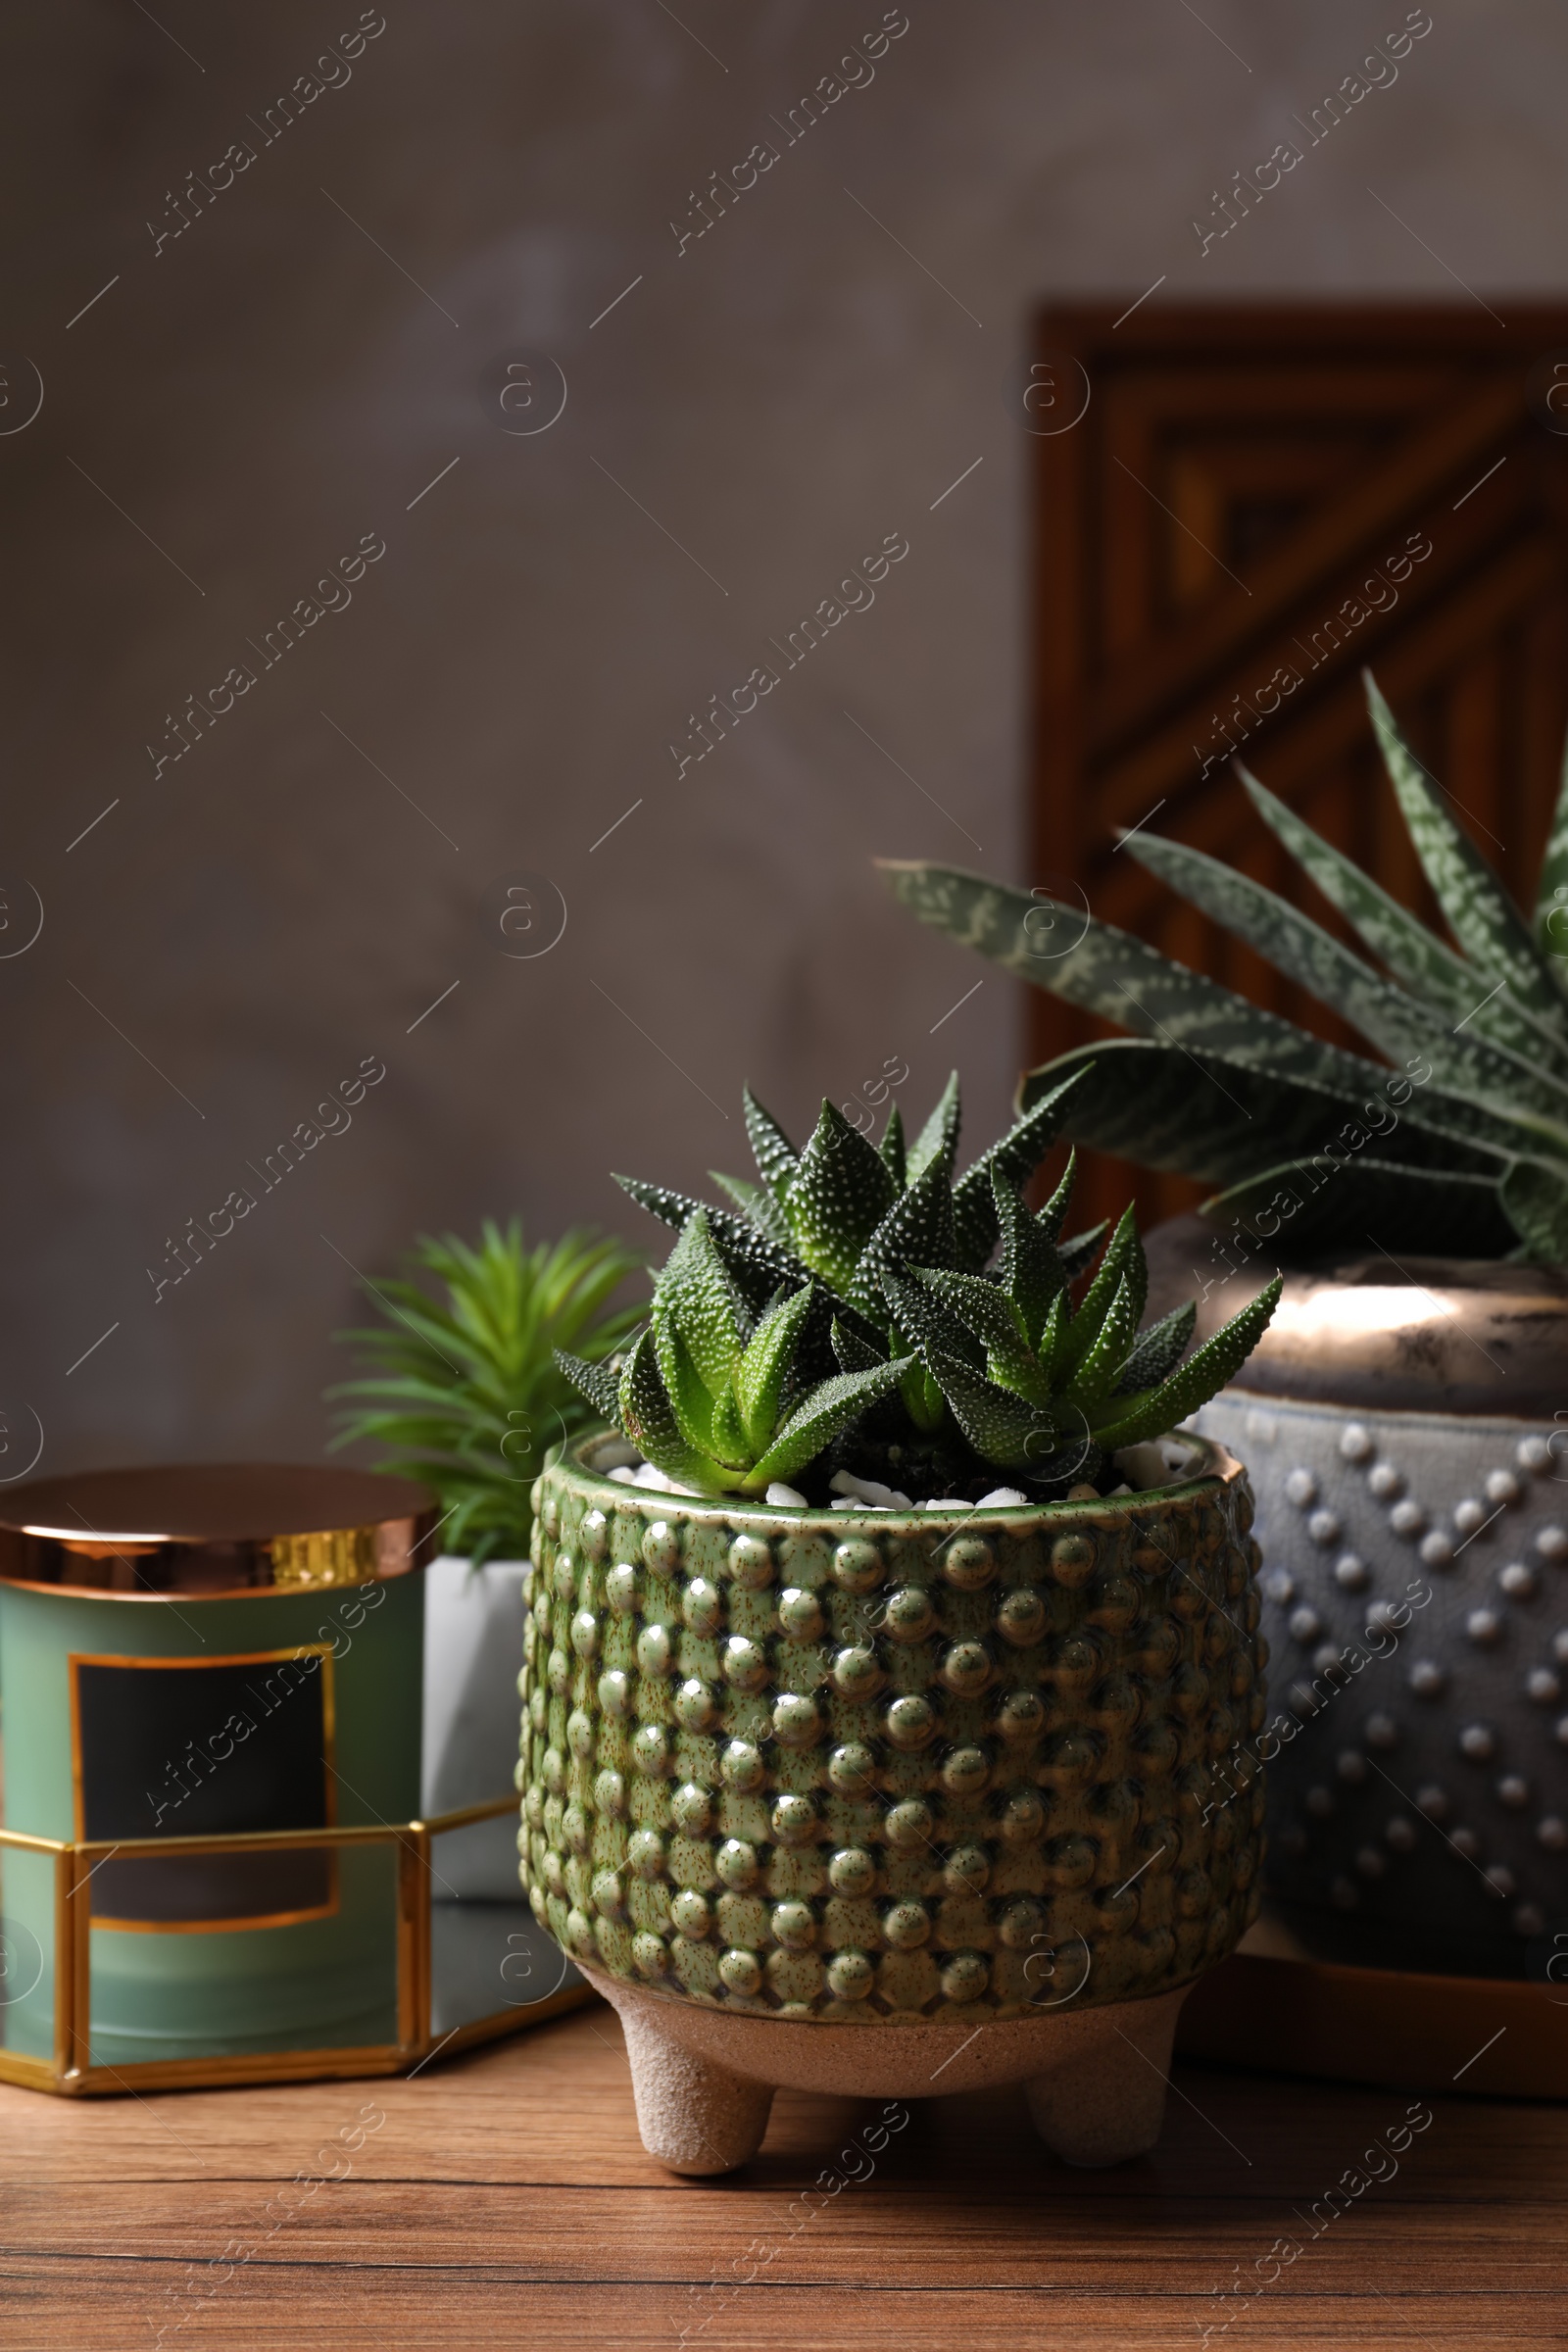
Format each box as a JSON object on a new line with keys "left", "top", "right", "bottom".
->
{"left": 734, "top": 1280, "right": 814, "bottom": 1456}
{"left": 850, "top": 1154, "right": 959, "bottom": 1317}
{"left": 1111, "top": 1302, "right": 1196, "bottom": 1397}
{"left": 654, "top": 1211, "right": 745, "bottom": 1395}
{"left": 1498, "top": 1159, "right": 1568, "bottom": 1260}
{"left": 744, "top": 1086, "right": 800, "bottom": 1203}
{"left": 750, "top": 1356, "right": 913, "bottom": 1489}
{"left": 1016, "top": 1038, "right": 1539, "bottom": 1183}
{"left": 616, "top": 1330, "right": 729, "bottom": 1496}
{"left": 912, "top": 1265, "right": 1051, "bottom": 1404}
{"left": 881, "top": 858, "right": 1422, "bottom": 1101}
{"left": 1204, "top": 1153, "right": 1517, "bottom": 1258}
{"left": 906, "top": 1071, "right": 960, "bottom": 1185}
{"left": 1365, "top": 672, "right": 1563, "bottom": 1022}
{"left": 710, "top": 1169, "right": 792, "bottom": 1249}
{"left": 993, "top": 1167, "right": 1067, "bottom": 1348}
{"left": 1056, "top": 1223, "right": 1108, "bottom": 1282}
{"left": 916, "top": 1343, "right": 1049, "bottom": 1472}
{"left": 1241, "top": 765, "right": 1568, "bottom": 1079}
{"left": 1119, "top": 823, "right": 1568, "bottom": 1129}
{"left": 1036, "top": 1149, "right": 1078, "bottom": 1243}
{"left": 783, "top": 1103, "right": 897, "bottom": 1294}
{"left": 879, "top": 1104, "right": 907, "bottom": 1191}
{"left": 1069, "top": 1274, "right": 1142, "bottom": 1409}
{"left": 706, "top": 1381, "right": 753, "bottom": 1472}
{"left": 1090, "top": 1276, "right": 1284, "bottom": 1452}
{"left": 615, "top": 1175, "right": 804, "bottom": 1311}
{"left": 1036, "top": 1287, "right": 1070, "bottom": 1383}
{"left": 831, "top": 1315, "right": 889, "bottom": 1375}
{"left": 553, "top": 1348, "right": 623, "bottom": 1425}
{"left": 652, "top": 1310, "right": 718, "bottom": 1458}
{"left": 879, "top": 1268, "right": 986, "bottom": 1374}
{"left": 1534, "top": 729, "right": 1568, "bottom": 990}
{"left": 1055, "top": 1206, "right": 1145, "bottom": 1382}
{"left": 950, "top": 1067, "right": 1091, "bottom": 1270}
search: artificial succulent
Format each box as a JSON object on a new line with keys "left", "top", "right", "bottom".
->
{"left": 883, "top": 672, "right": 1568, "bottom": 1263}
{"left": 328, "top": 1219, "right": 643, "bottom": 1561}
{"left": 559, "top": 1075, "right": 1279, "bottom": 1504}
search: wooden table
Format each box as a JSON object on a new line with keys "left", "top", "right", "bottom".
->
{"left": 1, "top": 2000, "right": 1562, "bottom": 2349}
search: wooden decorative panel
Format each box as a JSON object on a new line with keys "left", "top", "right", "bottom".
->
{"left": 1029, "top": 303, "right": 1568, "bottom": 1235}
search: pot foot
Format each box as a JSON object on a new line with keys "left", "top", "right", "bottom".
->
{"left": 1024, "top": 1987, "right": 1189, "bottom": 2168}
{"left": 617, "top": 2000, "right": 775, "bottom": 2175}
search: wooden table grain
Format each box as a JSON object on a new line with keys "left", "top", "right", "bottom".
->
{"left": 0, "top": 2000, "right": 1562, "bottom": 2350}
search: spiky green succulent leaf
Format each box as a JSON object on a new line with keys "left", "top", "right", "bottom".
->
{"left": 617, "top": 1329, "right": 731, "bottom": 1496}
{"left": 1016, "top": 1038, "right": 1522, "bottom": 1185}
{"left": 744, "top": 1086, "right": 800, "bottom": 1203}
{"left": 615, "top": 1174, "right": 801, "bottom": 1303}
{"left": 734, "top": 1280, "right": 815, "bottom": 1456}
{"left": 831, "top": 1315, "right": 889, "bottom": 1375}
{"left": 1119, "top": 820, "right": 1568, "bottom": 1130}
{"left": 783, "top": 1103, "right": 897, "bottom": 1291}
{"left": 1112, "top": 1301, "right": 1195, "bottom": 1396}
{"left": 993, "top": 1165, "right": 1068, "bottom": 1348}
{"left": 1365, "top": 671, "right": 1563, "bottom": 1022}
{"left": 879, "top": 1104, "right": 907, "bottom": 1190}
{"left": 906, "top": 1070, "right": 960, "bottom": 1186}
{"left": 950, "top": 1067, "right": 1088, "bottom": 1269}
{"left": 1037, "top": 1150, "right": 1077, "bottom": 1243}
{"left": 1057, "top": 1222, "right": 1109, "bottom": 1282}
{"left": 1242, "top": 765, "right": 1568, "bottom": 1078}
{"left": 655, "top": 1211, "right": 747, "bottom": 1391}
{"left": 1073, "top": 1275, "right": 1142, "bottom": 1407}
{"left": 328, "top": 1219, "right": 644, "bottom": 1563}
{"left": 880, "top": 1268, "right": 986, "bottom": 1374}
{"left": 710, "top": 1169, "right": 792, "bottom": 1248}
{"left": 1054, "top": 1206, "right": 1146, "bottom": 1381}
{"left": 748, "top": 1356, "right": 915, "bottom": 1490}
{"left": 911, "top": 1265, "right": 1053, "bottom": 1404}
{"left": 850, "top": 1152, "right": 960, "bottom": 1316}
{"left": 1090, "top": 1276, "right": 1284, "bottom": 1451}
{"left": 651, "top": 1313, "right": 720, "bottom": 1456}
{"left": 554, "top": 1348, "right": 622, "bottom": 1424}
{"left": 916, "top": 1343, "right": 1054, "bottom": 1472}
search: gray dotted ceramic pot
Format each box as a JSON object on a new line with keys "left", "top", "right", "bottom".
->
{"left": 1152, "top": 1218, "right": 1568, "bottom": 1979}
{"left": 517, "top": 1429, "right": 1264, "bottom": 2172}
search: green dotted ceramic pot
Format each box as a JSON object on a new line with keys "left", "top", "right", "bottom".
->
{"left": 517, "top": 1429, "right": 1266, "bottom": 2164}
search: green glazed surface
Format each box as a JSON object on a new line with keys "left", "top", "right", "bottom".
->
{"left": 518, "top": 1435, "right": 1266, "bottom": 2023}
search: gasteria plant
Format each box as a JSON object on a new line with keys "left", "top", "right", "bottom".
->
{"left": 328, "top": 1220, "right": 645, "bottom": 1562}
{"left": 882, "top": 672, "right": 1568, "bottom": 1262}
{"left": 559, "top": 1075, "right": 1280, "bottom": 1502}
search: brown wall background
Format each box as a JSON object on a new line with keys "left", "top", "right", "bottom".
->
{"left": 2, "top": 0, "right": 1566, "bottom": 1476}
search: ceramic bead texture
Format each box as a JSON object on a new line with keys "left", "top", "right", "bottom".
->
{"left": 517, "top": 1445, "right": 1265, "bottom": 2022}
{"left": 1197, "top": 1396, "right": 1568, "bottom": 1961}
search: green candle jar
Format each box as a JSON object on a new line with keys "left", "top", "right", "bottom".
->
{"left": 0, "top": 1464, "right": 432, "bottom": 2086}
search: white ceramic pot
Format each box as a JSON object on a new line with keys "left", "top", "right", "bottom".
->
{"left": 422, "top": 1553, "right": 528, "bottom": 1898}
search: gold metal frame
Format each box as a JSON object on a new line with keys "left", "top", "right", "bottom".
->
{"left": 67, "top": 1643, "right": 338, "bottom": 1934}
{"left": 0, "top": 1798, "right": 586, "bottom": 2096}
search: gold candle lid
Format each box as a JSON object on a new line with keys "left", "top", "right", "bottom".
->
{"left": 0, "top": 1463, "right": 438, "bottom": 1598}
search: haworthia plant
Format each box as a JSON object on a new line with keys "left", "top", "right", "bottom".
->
{"left": 559, "top": 1210, "right": 911, "bottom": 1498}
{"left": 881, "top": 671, "right": 1568, "bottom": 1261}
{"left": 560, "top": 1077, "right": 1282, "bottom": 1503}
{"left": 612, "top": 1071, "right": 1108, "bottom": 1417}
{"left": 884, "top": 1166, "right": 1282, "bottom": 1475}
